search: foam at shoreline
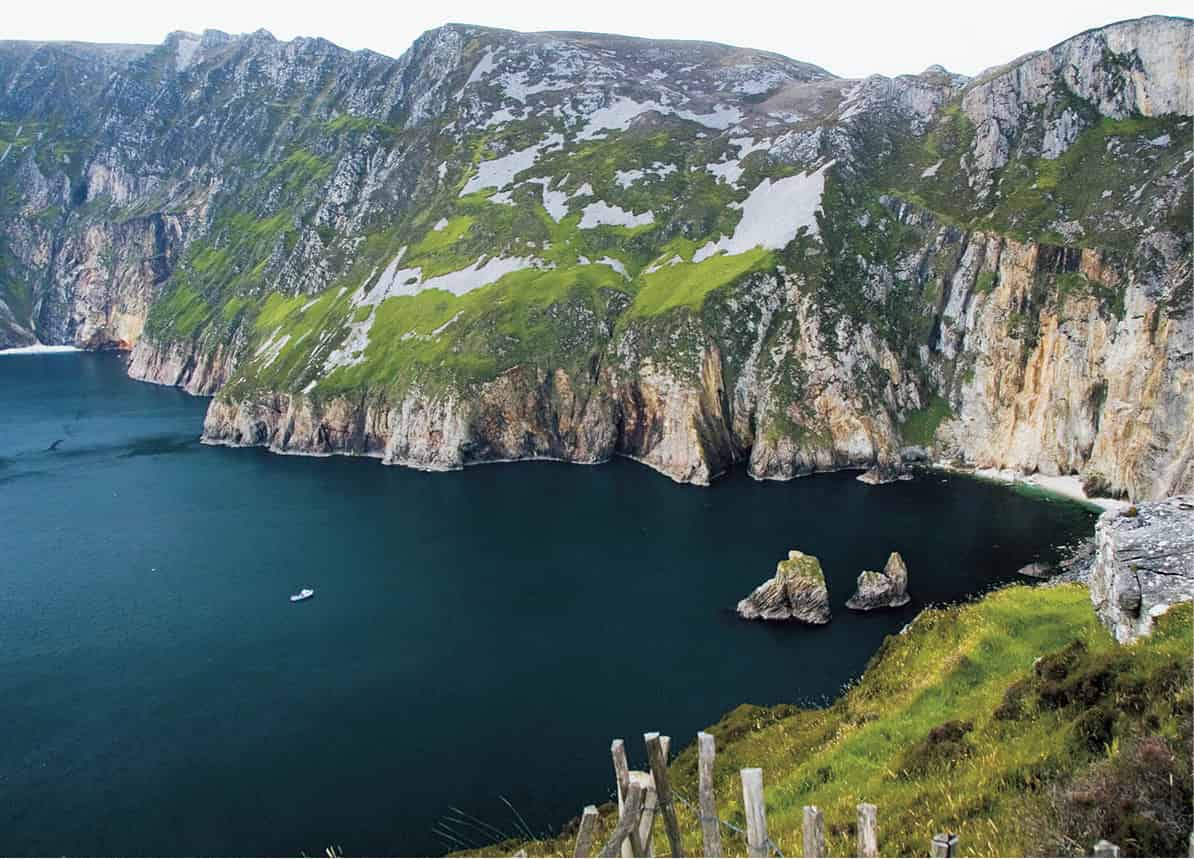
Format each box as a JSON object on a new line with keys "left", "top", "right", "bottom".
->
{"left": 934, "top": 462, "right": 1131, "bottom": 512}
{"left": 0, "top": 344, "right": 80, "bottom": 356}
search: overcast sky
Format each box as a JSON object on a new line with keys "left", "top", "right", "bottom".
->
{"left": 3, "top": 1, "right": 1188, "bottom": 78}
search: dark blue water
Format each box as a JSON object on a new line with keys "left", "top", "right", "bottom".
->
{"left": 0, "top": 352, "right": 1095, "bottom": 856}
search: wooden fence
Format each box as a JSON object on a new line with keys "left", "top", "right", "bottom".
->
{"left": 529, "top": 730, "right": 1140, "bottom": 859}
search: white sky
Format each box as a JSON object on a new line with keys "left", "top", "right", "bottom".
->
{"left": 2, "top": 1, "right": 1188, "bottom": 78}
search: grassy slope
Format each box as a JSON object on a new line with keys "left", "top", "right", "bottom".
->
{"left": 206, "top": 121, "right": 792, "bottom": 400}
{"left": 471, "top": 586, "right": 1192, "bottom": 857}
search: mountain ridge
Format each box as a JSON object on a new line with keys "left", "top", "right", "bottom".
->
{"left": 0, "top": 15, "right": 1190, "bottom": 500}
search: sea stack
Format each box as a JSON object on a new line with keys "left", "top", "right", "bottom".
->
{"left": 737, "top": 550, "right": 831, "bottom": 624}
{"left": 846, "top": 551, "right": 912, "bottom": 610}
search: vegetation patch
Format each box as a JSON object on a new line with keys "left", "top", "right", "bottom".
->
{"left": 220, "top": 260, "right": 635, "bottom": 400}
{"left": 628, "top": 248, "right": 773, "bottom": 317}
{"left": 899, "top": 394, "right": 952, "bottom": 447}
{"left": 881, "top": 109, "right": 1191, "bottom": 252}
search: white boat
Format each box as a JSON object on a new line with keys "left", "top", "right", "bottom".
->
{"left": 289, "top": 588, "right": 315, "bottom": 602}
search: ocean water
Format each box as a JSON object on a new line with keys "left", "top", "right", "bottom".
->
{"left": 0, "top": 352, "right": 1096, "bottom": 856}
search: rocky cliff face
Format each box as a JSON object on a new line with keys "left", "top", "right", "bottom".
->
{"left": 933, "top": 230, "right": 1192, "bottom": 501}
{"left": 1089, "top": 495, "right": 1194, "bottom": 642}
{"left": 1, "top": 17, "right": 1190, "bottom": 499}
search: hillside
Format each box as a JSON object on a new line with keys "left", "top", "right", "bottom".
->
{"left": 470, "top": 586, "right": 1192, "bottom": 857}
{"left": 0, "top": 18, "right": 1190, "bottom": 499}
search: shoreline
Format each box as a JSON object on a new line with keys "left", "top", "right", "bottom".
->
{"left": 0, "top": 344, "right": 81, "bottom": 356}
{"left": 0, "top": 348, "right": 1145, "bottom": 510}
{"left": 932, "top": 461, "right": 1131, "bottom": 512}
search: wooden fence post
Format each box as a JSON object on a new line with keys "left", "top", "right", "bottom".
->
{"left": 857, "top": 803, "right": 878, "bottom": 858}
{"left": 628, "top": 771, "right": 654, "bottom": 857}
{"left": 931, "top": 832, "right": 958, "bottom": 857}
{"left": 741, "top": 768, "right": 769, "bottom": 858}
{"left": 574, "top": 805, "right": 599, "bottom": 858}
{"left": 637, "top": 737, "right": 670, "bottom": 857}
{"left": 802, "top": 806, "right": 824, "bottom": 859}
{"left": 598, "top": 783, "right": 645, "bottom": 858}
{"left": 611, "top": 740, "right": 633, "bottom": 859}
{"left": 1092, "top": 840, "right": 1120, "bottom": 858}
{"left": 645, "top": 732, "right": 685, "bottom": 857}
{"left": 697, "top": 733, "right": 722, "bottom": 858}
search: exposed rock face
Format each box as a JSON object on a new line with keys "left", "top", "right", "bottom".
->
{"left": 933, "top": 234, "right": 1194, "bottom": 502}
{"left": 1089, "top": 495, "right": 1194, "bottom": 643}
{"left": 857, "top": 465, "right": 909, "bottom": 485}
{"left": 737, "top": 550, "right": 831, "bottom": 624}
{"left": 128, "top": 334, "right": 239, "bottom": 396}
{"left": 846, "top": 551, "right": 912, "bottom": 610}
{"left": 0, "top": 18, "right": 1189, "bottom": 502}
{"left": 961, "top": 16, "right": 1193, "bottom": 176}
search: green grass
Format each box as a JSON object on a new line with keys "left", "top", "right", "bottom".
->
{"left": 329, "top": 263, "right": 628, "bottom": 390}
{"left": 899, "top": 394, "right": 953, "bottom": 447}
{"left": 219, "top": 260, "right": 634, "bottom": 399}
{"left": 629, "top": 247, "right": 773, "bottom": 317}
{"left": 408, "top": 215, "right": 475, "bottom": 257}
{"left": 470, "top": 587, "right": 1192, "bottom": 857}
{"left": 266, "top": 149, "right": 333, "bottom": 194}
{"left": 974, "top": 271, "right": 997, "bottom": 294}
{"left": 145, "top": 283, "right": 213, "bottom": 339}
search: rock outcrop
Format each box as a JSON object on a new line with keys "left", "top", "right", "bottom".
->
{"left": 857, "top": 465, "right": 911, "bottom": 485}
{"left": 1089, "top": 495, "right": 1194, "bottom": 643}
{"left": 846, "top": 551, "right": 912, "bottom": 610}
{"left": 737, "top": 550, "right": 831, "bottom": 624}
{"left": 1016, "top": 562, "right": 1053, "bottom": 579}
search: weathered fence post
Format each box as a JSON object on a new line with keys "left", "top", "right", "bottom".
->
{"left": 628, "top": 771, "right": 654, "bottom": 857}
{"left": 645, "top": 732, "right": 685, "bottom": 857}
{"left": 857, "top": 803, "right": 878, "bottom": 858}
{"left": 931, "top": 832, "right": 958, "bottom": 857}
{"left": 574, "top": 805, "right": 599, "bottom": 858}
{"left": 697, "top": 733, "right": 722, "bottom": 858}
{"left": 611, "top": 740, "right": 633, "bottom": 859}
{"left": 637, "top": 737, "right": 670, "bottom": 857}
{"left": 741, "top": 768, "right": 769, "bottom": 858}
{"left": 598, "top": 783, "right": 645, "bottom": 858}
{"left": 1092, "top": 840, "right": 1120, "bottom": 858}
{"left": 802, "top": 806, "right": 824, "bottom": 858}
